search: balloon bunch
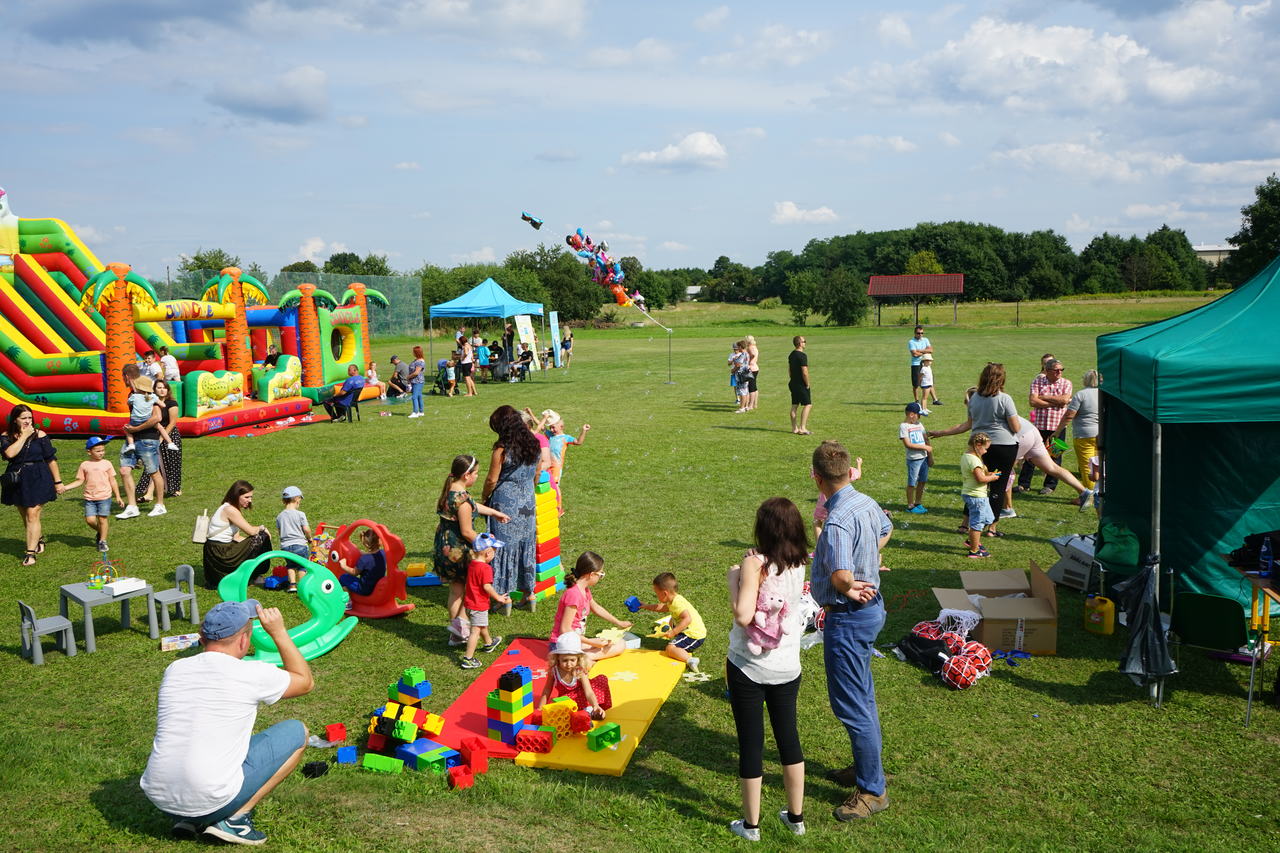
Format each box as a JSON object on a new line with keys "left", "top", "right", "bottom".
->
{"left": 566, "top": 227, "right": 630, "bottom": 306}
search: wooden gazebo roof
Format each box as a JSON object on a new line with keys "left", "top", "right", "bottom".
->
{"left": 867, "top": 274, "right": 964, "bottom": 296}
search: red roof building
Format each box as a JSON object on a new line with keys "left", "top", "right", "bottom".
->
{"left": 866, "top": 274, "right": 964, "bottom": 325}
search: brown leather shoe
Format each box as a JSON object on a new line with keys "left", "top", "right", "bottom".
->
{"left": 833, "top": 788, "right": 889, "bottom": 822}
{"left": 825, "top": 765, "right": 860, "bottom": 787}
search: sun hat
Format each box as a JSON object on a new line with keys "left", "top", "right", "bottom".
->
{"left": 541, "top": 409, "right": 562, "bottom": 426}
{"left": 550, "top": 632, "right": 584, "bottom": 656}
{"left": 201, "top": 600, "right": 262, "bottom": 641}
{"left": 921, "top": 354, "right": 934, "bottom": 362}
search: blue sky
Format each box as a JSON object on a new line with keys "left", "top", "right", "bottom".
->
{"left": 4, "top": 0, "right": 1278, "bottom": 281}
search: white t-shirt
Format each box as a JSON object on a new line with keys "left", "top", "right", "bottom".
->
{"left": 918, "top": 364, "right": 934, "bottom": 387}
{"left": 160, "top": 354, "right": 180, "bottom": 381}
{"left": 899, "top": 421, "right": 929, "bottom": 460}
{"left": 727, "top": 561, "right": 804, "bottom": 685}
{"left": 140, "top": 651, "right": 290, "bottom": 817}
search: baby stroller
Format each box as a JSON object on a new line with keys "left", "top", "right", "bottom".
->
{"left": 429, "top": 359, "right": 452, "bottom": 395}
{"left": 490, "top": 354, "right": 511, "bottom": 383}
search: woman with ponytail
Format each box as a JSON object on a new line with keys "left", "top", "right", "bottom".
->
{"left": 434, "top": 453, "right": 509, "bottom": 645}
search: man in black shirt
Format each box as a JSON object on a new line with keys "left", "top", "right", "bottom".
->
{"left": 788, "top": 335, "right": 811, "bottom": 435}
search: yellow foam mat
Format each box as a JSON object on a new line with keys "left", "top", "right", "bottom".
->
{"left": 514, "top": 650, "right": 685, "bottom": 776}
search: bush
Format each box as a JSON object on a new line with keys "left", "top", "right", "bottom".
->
{"left": 757, "top": 296, "right": 782, "bottom": 309}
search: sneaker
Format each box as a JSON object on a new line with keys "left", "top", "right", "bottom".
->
{"left": 933, "top": 399, "right": 943, "bottom": 405}
{"left": 967, "top": 548, "right": 991, "bottom": 559}
{"left": 116, "top": 505, "right": 140, "bottom": 519}
{"left": 480, "top": 635, "right": 504, "bottom": 654}
{"left": 999, "top": 507, "right": 1017, "bottom": 519}
{"left": 97, "top": 539, "right": 110, "bottom": 553}
{"left": 908, "top": 504, "right": 927, "bottom": 514}
{"left": 728, "top": 820, "right": 760, "bottom": 841}
{"left": 1038, "top": 487, "right": 1055, "bottom": 496}
{"left": 1079, "top": 490, "right": 1094, "bottom": 511}
{"left": 687, "top": 656, "right": 700, "bottom": 673}
{"left": 460, "top": 657, "right": 482, "bottom": 669}
{"left": 166, "top": 442, "right": 179, "bottom": 451}
{"left": 1012, "top": 485, "right": 1029, "bottom": 494}
{"left": 203, "top": 814, "right": 267, "bottom": 846}
{"left": 825, "top": 765, "right": 859, "bottom": 787}
{"left": 920, "top": 408, "right": 931, "bottom": 416}
{"left": 147, "top": 505, "right": 168, "bottom": 517}
{"left": 171, "top": 820, "right": 200, "bottom": 838}
{"left": 833, "top": 788, "right": 889, "bottom": 822}
{"left": 447, "top": 634, "right": 468, "bottom": 647}
{"left": 777, "top": 810, "right": 806, "bottom": 836}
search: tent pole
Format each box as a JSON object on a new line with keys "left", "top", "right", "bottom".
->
{"left": 1149, "top": 421, "right": 1164, "bottom": 707}
{"left": 428, "top": 316, "right": 433, "bottom": 367}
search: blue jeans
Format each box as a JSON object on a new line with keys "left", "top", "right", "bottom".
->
{"left": 121, "top": 439, "right": 161, "bottom": 475}
{"left": 823, "top": 596, "right": 886, "bottom": 795}
{"left": 163, "top": 719, "right": 306, "bottom": 825}
{"left": 410, "top": 382, "right": 424, "bottom": 414}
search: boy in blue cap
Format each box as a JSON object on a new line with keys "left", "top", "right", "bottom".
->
{"left": 61, "top": 436, "right": 123, "bottom": 552}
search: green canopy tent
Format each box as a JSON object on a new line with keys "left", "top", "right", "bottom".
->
{"left": 1096, "top": 255, "right": 1280, "bottom": 616}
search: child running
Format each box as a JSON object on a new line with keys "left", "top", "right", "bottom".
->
{"left": 337, "top": 528, "right": 386, "bottom": 595}
{"left": 434, "top": 454, "right": 509, "bottom": 646}
{"left": 536, "top": 632, "right": 611, "bottom": 719}
{"left": 459, "top": 532, "right": 511, "bottom": 669}
{"left": 551, "top": 551, "right": 633, "bottom": 665}
{"left": 961, "top": 432, "right": 999, "bottom": 558}
{"left": 275, "top": 486, "right": 313, "bottom": 593}
{"left": 901, "top": 402, "right": 932, "bottom": 513}
{"left": 636, "top": 571, "right": 707, "bottom": 672}
{"left": 62, "top": 436, "right": 123, "bottom": 552}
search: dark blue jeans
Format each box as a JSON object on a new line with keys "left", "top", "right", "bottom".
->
{"left": 822, "top": 597, "right": 886, "bottom": 796}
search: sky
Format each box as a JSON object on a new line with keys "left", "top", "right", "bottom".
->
{"left": 3, "top": 0, "right": 1279, "bottom": 282}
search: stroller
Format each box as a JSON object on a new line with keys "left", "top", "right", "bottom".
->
{"left": 429, "top": 359, "right": 452, "bottom": 395}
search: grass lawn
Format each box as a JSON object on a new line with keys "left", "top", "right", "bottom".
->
{"left": 3, "top": 298, "right": 1275, "bottom": 852}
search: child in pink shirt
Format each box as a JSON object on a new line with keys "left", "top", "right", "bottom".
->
{"left": 551, "top": 551, "right": 632, "bottom": 665}
{"left": 62, "top": 436, "right": 123, "bottom": 552}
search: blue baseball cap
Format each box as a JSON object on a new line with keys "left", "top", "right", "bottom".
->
{"left": 201, "top": 600, "right": 262, "bottom": 641}
{"left": 906, "top": 402, "right": 922, "bottom": 414}
{"left": 85, "top": 436, "right": 112, "bottom": 450}
{"left": 473, "top": 532, "right": 505, "bottom": 551}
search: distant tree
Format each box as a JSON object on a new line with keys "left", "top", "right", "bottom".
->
{"left": 1222, "top": 173, "right": 1280, "bottom": 287}
{"left": 1076, "top": 233, "right": 1130, "bottom": 293}
{"left": 758, "top": 249, "right": 801, "bottom": 301}
{"left": 703, "top": 256, "right": 759, "bottom": 302}
{"left": 1145, "top": 224, "right": 1205, "bottom": 290}
{"left": 244, "top": 262, "right": 270, "bottom": 282}
{"left": 1122, "top": 243, "right": 1180, "bottom": 291}
{"left": 814, "top": 266, "right": 869, "bottom": 326}
{"left": 505, "top": 244, "right": 601, "bottom": 322}
{"left": 280, "top": 260, "right": 320, "bottom": 273}
{"left": 903, "top": 249, "right": 943, "bottom": 275}
{"left": 323, "top": 252, "right": 394, "bottom": 277}
{"left": 785, "top": 269, "right": 819, "bottom": 326}
{"left": 178, "top": 248, "right": 241, "bottom": 275}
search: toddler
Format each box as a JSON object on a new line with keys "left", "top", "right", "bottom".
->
{"left": 445, "top": 356, "right": 457, "bottom": 397}
{"left": 459, "top": 532, "right": 511, "bottom": 669}
{"left": 536, "top": 632, "right": 610, "bottom": 719}
{"left": 337, "top": 528, "right": 386, "bottom": 596}
{"left": 901, "top": 402, "right": 932, "bottom": 513}
{"left": 636, "top": 572, "right": 706, "bottom": 672}
{"left": 961, "top": 432, "right": 1000, "bottom": 558}
{"left": 918, "top": 354, "right": 938, "bottom": 413}
{"left": 551, "top": 551, "right": 633, "bottom": 665}
{"left": 62, "top": 436, "right": 123, "bottom": 552}
{"left": 275, "top": 486, "right": 313, "bottom": 592}
{"left": 538, "top": 409, "right": 590, "bottom": 514}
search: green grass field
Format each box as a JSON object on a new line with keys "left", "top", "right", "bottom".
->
{"left": 3, "top": 296, "right": 1275, "bottom": 852}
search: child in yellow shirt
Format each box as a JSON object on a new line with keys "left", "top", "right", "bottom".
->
{"left": 638, "top": 571, "right": 707, "bottom": 672}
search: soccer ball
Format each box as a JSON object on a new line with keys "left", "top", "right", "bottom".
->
{"left": 941, "top": 654, "right": 983, "bottom": 689}
{"left": 958, "top": 641, "right": 993, "bottom": 673}
{"left": 940, "top": 631, "right": 965, "bottom": 654}
{"left": 911, "top": 621, "right": 943, "bottom": 640}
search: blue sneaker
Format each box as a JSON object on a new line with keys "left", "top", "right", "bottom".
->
{"left": 908, "top": 504, "right": 928, "bottom": 514}
{"left": 203, "top": 814, "right": 266, "bottom": 846}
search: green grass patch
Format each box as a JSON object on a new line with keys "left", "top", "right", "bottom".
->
{"left": 3, "top": 312, "right": 1275, "bottom": 851}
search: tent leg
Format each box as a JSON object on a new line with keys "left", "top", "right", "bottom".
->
{"left": 1151, "top": 422, "right": 1162, "bottom": 608}
{"left": 428, "top": 317, "right": 433, "bottom": 368}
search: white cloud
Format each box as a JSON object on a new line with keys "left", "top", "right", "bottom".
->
{"left": 403, "top": 88, "right": 491, "bottom": 112}
{"left": 939, "top": 131, "right": 961, "bottom": 147}
{"left": 1123, "top": 201, "right": 1208, "bottom": 222}
{"left": 208, "top": 65, "right": 329, "bottom": 124}
{"left": 1064, "top": 213, "right": 1115, "bottom": 235}
{"left": 452, "top": 247, "right": 497, "bottom": 264}
{"left": 694, "top": 5, "right": 730, "bottom": 31}
{"left": 70, "top": 224, "right": 108, "bottom": 244}
{"left": 771, "top": 201, "right": 838, "bottom": 225}
{"left": 877, "top": 14, "right": 912, "bottom": 47}
{"left": 994, "top": 135, "right": 1280, "bottom": 187}
{"left": 621, "top": 131, "right": 728, "bottom": 170}
{"left": 660, "top": 241, "right": 690, "bottom": 251}
{"left": 337, "top": 115, "right": 368, "bottom": 128}
{"left": 739, "top": 126, "right": 766, "bottom": 139}
{"left": 588, "top": 38, "right": 676, "bottom": 67}
{"left": 819, "top": 135, "right": 919, "bottom": 155}
{"left": 596, "top": 220, "right": 614, "bottom": 230}
{"left": 297, "top": 237, "right": 349, "bottom": 264}
{"left": 393, "top": 161, "right": 422, "bottom": 171}
{"left": 702, "top": 25, "right": 830, "bottom": 68}
{"left": 411, "top": 211, "right": 433, "bottom": 220}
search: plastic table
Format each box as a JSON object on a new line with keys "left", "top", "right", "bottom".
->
{"left": 59, "top": 581, "right": 159, "bottom": 653}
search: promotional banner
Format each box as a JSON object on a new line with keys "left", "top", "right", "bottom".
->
{"left": 513, "top": 313, "right": 540, "bottom": 371}
{"left": 549, "top": 311, "right": 562, "bottom": 368}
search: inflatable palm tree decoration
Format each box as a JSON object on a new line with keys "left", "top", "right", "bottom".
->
{"left": 80, "top": 262, "right": 159, "bottom": 412}
{"left": 341, "top": 282, "right": 388, "bottom": 371}
{"left": 279, "top": 283, "right": 337, "bottom": 389}
{"left": 202, "top": 267, "right": 270, "bottom": 395}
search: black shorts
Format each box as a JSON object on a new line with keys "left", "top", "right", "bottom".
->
{"left": 790, "top": 384, "right": 811, "bottom": 406}
{"left": 911, "top": 363, "right": 922, "bottom": 388}
{"left": 459, "top": 362, "right": 473, "bottom": 378}
{"left": 747, "top": 370, "right": 758, "bottom": 393}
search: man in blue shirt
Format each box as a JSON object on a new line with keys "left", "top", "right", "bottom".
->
{"left": 809, "top": 439, "right": 893, "bottom": 822}
{"left": 908, "top": 326, "right": 932, "bottom": 404}
{"left": 322, "top": 365, "right": 366, "bottom": 420}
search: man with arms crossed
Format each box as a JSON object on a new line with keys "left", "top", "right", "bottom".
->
{"left": 809, "top": 439, "right": 892, "bottom": 821}
{"left": 141, "top": 600, "right": 313, "bottom": 845}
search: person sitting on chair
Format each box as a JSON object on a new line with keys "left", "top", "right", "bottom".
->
{"left": 514, "top": 343, "right": 534, "bottom": 382}
{"left": 323, "top": 365, "right": 366, "bottom": 421}
{"left": 387, "top": 355, "right": 409, "bottom": 398}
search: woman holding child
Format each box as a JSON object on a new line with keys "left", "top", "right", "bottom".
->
{"left": 202, "top": 480, "right": 273, "bottom": 589}
{"left": 482, "top": 405, "right": 541, "bottom": 606}
{"left": 724, "top": 497, "right": 809, "bottom": 840}
{"left": 135, "top": 378, "right": 182, "bottom": 501}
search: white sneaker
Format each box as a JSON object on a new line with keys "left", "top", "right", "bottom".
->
{"left": 999, "top": 507, "right": 1017, "bottom": 519}
{"left": 921, "top": 408, "right": 932, "bottom": 416}
{"left": 147, "top": 505, "right": 168, "bottom": 517}
{"left": 116, "top": 505, "right": 140, "bottom": 519}
{"left": 166, "top": 442, "right": 179, "bottom": 450}
{"left": 728, "top": 820, "right": 760, "bottom": 842}
{"left": 777, "top": 810, "right": 806, "bottom": 836}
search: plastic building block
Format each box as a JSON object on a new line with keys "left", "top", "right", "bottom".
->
{"left": 402, "top": 665, "right": 427, "bottom": 686}
{"left": 383, "top": 701, "right": 402, "bottom": 718}
{"left": 394, "top": 739, "right": 431, "bottom": 769}
{"left": 535, "top": 481, "right": 551, "bottom": 494}
{"left": 538, "top": 470, "right": 551, "bottom": 484}
{"left": 624, "top": 595, "right": 642, "bottom": 613}
{"left": 460, "top": 736, "right": 489, "bottom": 774}
{"left": 397, "top": 677, "right": 432, "bottom": 700}
{"left": 366, "top": 732, "right": 389, "bottom": 752}
{"left": 514, "top": 728, "right": 555, "bottom": 753}
{"left": 486, "top": 718, "right": 527, "bottom": 743}
{"left": 398, "top": 706, "right": 427, "bottom": 725}
{"left": 404, "top": 562, "right": 428, "bottom": 577}
{"left": 586, "top": 722, "right": 622, "bottom": 751}
{"left": 421, "top": 713, "right": 445, "bottom": 737}
{"left": 271, "top": 564, "right": 290, "bottom": 578}
{"left": 325, "top": 723, "right": 347, "bottom": 742}
{"left": 570, "top": 710, "right": 593, "bottom": 734}
{"left": 448, "top": 765, "right": 474, "bottom": 789}
{"left": 373, "top": 717, "right": 399, "bottom": 738}
{"left": 263, "top": 576, "right": 287, "bottom": 590}
{"left": 361, "top": 753, "right": 405, "bottom": 773}
{"left": 391, "top": 719, "right": 418, "bottom": 742}
{"left": 406, "top": 573, "right": 441, "bottom": 587}
{"left": 302, "top": 760, "right": 329, "bottom": 778}
{"left": 527, "top": 710, "right": 543, "bottom": 726}
{"left": 336, "top": 745, "right": 358, "bottom": 764}
{"left": 498, "top": 666, "right": 532, "bottom": 692}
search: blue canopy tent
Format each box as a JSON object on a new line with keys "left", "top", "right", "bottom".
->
{"left": 427, "top": 277, "right": 545, "bottom": 368}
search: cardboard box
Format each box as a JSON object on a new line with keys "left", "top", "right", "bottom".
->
{"left": 103, "top": 577, "right": 147, "bottom": 596}
{"left": 160, "top": 633, "right": 201, "bottom": 651}
{"left": 933, "top": 561, "right": 1059, "bottom": 655}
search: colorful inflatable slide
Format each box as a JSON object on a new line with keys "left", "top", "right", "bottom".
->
{"left": 0, "top": 189, "right": 385, "bottom": 436}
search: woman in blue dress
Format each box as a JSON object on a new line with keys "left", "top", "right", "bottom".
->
{"left": 482, "top": 405, "right": 541, "bottom": 608}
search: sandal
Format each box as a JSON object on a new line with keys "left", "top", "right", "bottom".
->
{"left": 955, "top": 525, "right": 970, "bottom": 534}
{"left": 985, "top": 529, "right": 1007, "bottom": 538}
{"left": 35, "top": 536, "right": 46, "bottom": 555}
{"left": 21, "top": 550, "right": 37, "bottom": 567}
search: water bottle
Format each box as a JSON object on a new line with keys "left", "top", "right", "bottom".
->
{"left": 1260, "top": 535, "right": 1274, "bottom": 577}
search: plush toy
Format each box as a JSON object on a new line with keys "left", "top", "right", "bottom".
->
{"left": 745, "top": 571, "right": 791, "bottom": 655}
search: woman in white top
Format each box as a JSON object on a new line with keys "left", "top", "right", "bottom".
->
{"left": 202, "top": 480, "right": 272, "bottom": 589}
{"left": 725, "top": 497, "right": 808, "bottom": 841}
